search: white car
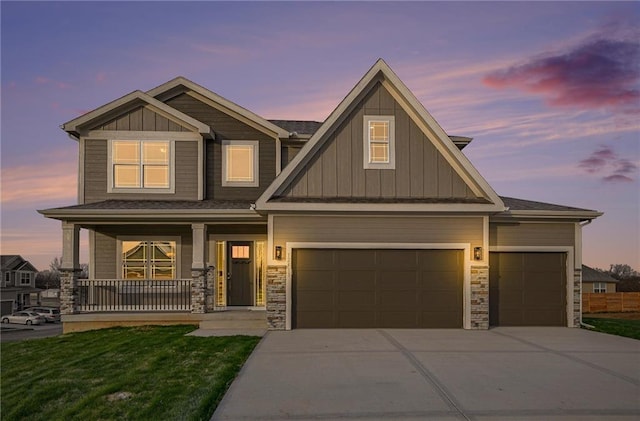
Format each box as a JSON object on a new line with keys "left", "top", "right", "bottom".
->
{"left": 25, "top": 307, "right": 61, "bottom": 323}
{"left": 1, "top": 311, "right": 46, "bottom": 325}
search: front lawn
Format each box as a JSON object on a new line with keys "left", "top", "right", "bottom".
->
{"left": 1, "top": 325, "right": 260, "bottom": 421}
{"left": 582, "top": 317, "right": 640, "bottom": 340}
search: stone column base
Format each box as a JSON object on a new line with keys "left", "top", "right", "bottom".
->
{"left": 191, "top": 269, "right": 206, "bottom": 314}
{"left": 470, "top": 266, "right": 489, "bottom": 330}
{"left": 59, "top": 268, "right": 81, "bottom": 315}
{"left": 266, "top": 266, "right": 286, "bottom": 330}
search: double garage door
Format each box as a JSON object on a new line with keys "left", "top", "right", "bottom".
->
{"left": 292, "top": 249, "right": 568, "bottom": 328}
{"left": 292, "top": 249, "right": 463, "bottom": 328}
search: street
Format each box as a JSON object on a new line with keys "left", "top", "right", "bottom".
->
{"left": 1, "top": 322, "right": 63, "bottom": 343}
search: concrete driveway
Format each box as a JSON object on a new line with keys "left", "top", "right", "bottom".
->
{"left": 212, "top": 327, "right": 639, "bottom": 420}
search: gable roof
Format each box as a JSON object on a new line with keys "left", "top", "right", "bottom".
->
{"left": 62, "top": 90, "right": 212, "bottom": 138}
{"left": 269, "top": 120, "right": 323, "bottom": 137}
{"left": 582, "top": 265, "right": 619, "bottom": 283}
{"left": 146, "top": 76, "right": 290, "bottom": 139}
{"left": 256, "top": 59, "right": 505, "bottom": 212}
{"left": 1, "top": 255, "right": 38, "bottom": 272}
{"left": 496, "top": 196, "right": 602, "bottom": 220}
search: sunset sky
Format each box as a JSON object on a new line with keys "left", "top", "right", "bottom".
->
{"left": 1, "top": 1, "right": 638, "bottom": 272}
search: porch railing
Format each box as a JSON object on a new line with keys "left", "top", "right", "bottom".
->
{"left": 77, "top": 279, "right": 192, "bottom": 312}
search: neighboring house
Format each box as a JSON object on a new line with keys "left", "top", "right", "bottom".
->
{"left": 582, "top": 265, "right": 618, "bottom": 293}
{"left": 40, "top": 59, "right": 602, "bottom": 332}
{"left": 1, "top": 255, "right": 40, "bottom": 315}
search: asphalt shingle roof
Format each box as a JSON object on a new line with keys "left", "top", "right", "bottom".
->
{"left": 46, "top": 200, "right": 253, "bottom": 211}
{"left": 268, "top": 120, "right": 323, "bottom": 135}
{"left": 500, "top": 196, "right": 596, "bottom": 212}
{"left": 582, "top": 265, "right": 619, "bottom": 283}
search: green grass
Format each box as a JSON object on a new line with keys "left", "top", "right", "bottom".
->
{"left": 1, "top": 325, "right": 260, "bottom": 421}
{"left": 583, "top": 317, "right": 640, "bottom": 340}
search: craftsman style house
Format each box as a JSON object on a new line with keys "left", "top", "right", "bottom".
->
{"left": 41, "top": 59, "right": 602, "bottom": 332}
{"left": 1, "top": 255, "right": 40, "bottom": 315}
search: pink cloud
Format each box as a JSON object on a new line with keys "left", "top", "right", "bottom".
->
{"left": 578, "top": 145, "right": 638, "bottom": 183}
{"left": 96, "top": 72, "right": 107, "bottom": 83}
{"left": 483, "top": 38, "right": 640, "bottom": 114}
{"left": 1, "top": 159, "right": 78, "bottom": 206}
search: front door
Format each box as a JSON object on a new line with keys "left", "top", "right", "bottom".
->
{"left": 227, "top": 241, "right": 254, "bottom": 306}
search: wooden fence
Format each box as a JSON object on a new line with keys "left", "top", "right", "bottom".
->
{"left": 582, "top": 292, "right": 640, "bottom": 313}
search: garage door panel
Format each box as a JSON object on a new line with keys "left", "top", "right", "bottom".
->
{"left": 380, "top": 291, "right": 419, "bottom": 307}
{"left": 294, "top": 249, "right": 463, "bottom": 328}
{"left": 337, "top": 311, "right": 375, "bottom": 328}
{"left": 337, "top": 250, "right": 375, "bottom": 269}
{"left": 379, "top": 312, "right": 418, "bottom": 328}
{"left": 338, "top": 291, "right": 376, "bottom": 307}
{"left": 420, "top": 271, "right": 461, "bottom": 289}
{"left": 421, "top": 311, "right": 461, "bottom": 328}
{"left": 298, "top": 311, "right": 335, "bottom": 328}
{"left": 295, "top": 270, "right": 334, "bottom": 290}
{"left": 297, "top": 291, "right": 334, "bottom": 309}
{"left": 378, "top": 251, "right": 418, "bottom": 269}
{"left": 490, "top": 252, "right": 566, "bottom": 327}
{"left": 378, "top": 272, "right": 418, "bottom": 289}
{"left": 337, "top": 273, "right": 375, "bottom": 290}
{"left": 419, "top": 250, "right": 460, "bottom": 270}
{"left": 296, "top": 250, "right": 335, "bottom": 269}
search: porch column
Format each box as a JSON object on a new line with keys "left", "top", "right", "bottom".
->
{"left": 191, "top": 223, "right": 208, "bottom": 313}
{"left": 470, "top": 265, "right": 489, "bottom": 329}
{"left": 60, "top": 221, "right": 81, "bottom": 315}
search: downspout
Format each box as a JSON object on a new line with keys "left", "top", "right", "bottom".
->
{"left": 577, "top": 219, "right": 593, "bottom": 327}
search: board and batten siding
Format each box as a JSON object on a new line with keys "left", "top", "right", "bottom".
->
{"left": 93, "top": 226, "right": 192, "bottom": 279}
{"left": 89, "top": 106, "right": 190, "bottom": 132}
{"left": 166, "top": 93, "right": 277, "bottom": 201}
{"left": 489, "top": 223, "right": 575, "bottom": 247}
{"left": 83, "top": 139, "right": 199, "bottom": 203}
{"left": 273, "top": 215, "right": 483, "bottom": 261}
{"left": 282, "top": 81, "right": 477, "bottom": 200}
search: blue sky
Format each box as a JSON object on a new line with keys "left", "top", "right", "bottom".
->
{"left": 1, "top": 1, "right": 639, "bottom": 271}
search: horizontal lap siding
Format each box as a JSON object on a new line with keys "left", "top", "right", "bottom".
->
{"left": 489, "top": 223, "right": 575, "bottom": 247}
{"left": 83, "top": 139, "right": 199, "bottom": 203}
{"left": 93, "top": 226, "right": 192, "bottom": 279}
{"left": 283, "top": 81, "right": 478, "bottom": 200}
{"left": 166, "top": 93, "right": 277, "bottom": 201}
{"left": 274, "top": 215, "right": 483, "bottom": 261}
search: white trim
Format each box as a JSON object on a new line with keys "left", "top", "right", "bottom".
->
{"left": 276, "top": 138, "right": 282, "bottom": 176}
{"left": 198, "top": 139, "right": 204, "bottom": 200}
{"left": 107, "top": 139, "right": 176, "bottom": 194}
{"left": 267, "top": 214, "right": 276, "bottom": 265}
{"left": 89, "top": 229, "right": 96, "bottom": 279}
{"left": 17, "top": 271, "right": 32, "bottom": 286}
{"left": 481, "top": 215, "right": 489, "bottom": 266}
{"left": 489, "top": 246, "right": 575, "bottom": 327}
{"left": 78, "top": 137, "right": 85, "bottom": 203}
{"left": 284, "top": 242, "right": 471, "bottom": 331}
{"left": 363, "top": 115, "right": 395, "bottom": 169}
{"left": 221, "top": 140, "right": 259, "bottom": 187}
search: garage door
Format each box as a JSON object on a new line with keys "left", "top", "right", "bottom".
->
{"left": 292, "top": 249, "right": 463, "bottom": 328}
{"left": 489, "top": 252, "right": 566, "bottom": 326}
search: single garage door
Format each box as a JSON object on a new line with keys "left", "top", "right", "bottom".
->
{"left": 489, "top": 252, "right": 567, "bottom": 326}
{"left": 292, "top": 249, "right": 463, "bottom": 328}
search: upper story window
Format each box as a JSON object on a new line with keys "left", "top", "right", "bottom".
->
{"left": 593, "top": 282, "right": 607, "bottom": 293}
{"left": 3, "top": 272, "right": 10, "bottom": 286}
{"left": 109, "top": 140, "right": 174, "bottom": 193}
{"left": 363, "top": 115, "right": 395, "bottom": 169}
{"left": 18, "top": 272, "right": 31, "bottom": 286}
{"left": 222, "top": 140, "right": 259, "bottom": 187}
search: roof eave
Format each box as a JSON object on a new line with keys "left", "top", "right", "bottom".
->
{"left": 255, "top": 202, "right": 505, "bottom": 213}
{"left": 38, "top": 208, "right": 262, "bottom": 222}
{"left": 492, "top": 210, "right": 604, "bottom": 221}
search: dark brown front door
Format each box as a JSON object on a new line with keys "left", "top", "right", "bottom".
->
{"left": 227, "top": 241, "right": 253, "bottom": 306}
{"left": 292, "top": 249, "right": 463, "bottom": 328}
{"left": 489, "top": 252, "right": 566, "bottom": 326}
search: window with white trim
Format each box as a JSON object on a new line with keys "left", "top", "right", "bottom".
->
{"left": 222, "top": 140, "right": 259, "bottom": 187}
{"left": 4, "top": 272, "right": 10, "bottom": 286}
{"left": 593, "top": 282, "right": 607, "bottom": 293}
{"left": 110, "top": 140, "right": 173, "bottom": 191}
{"left": 364, "top": 115, "right": 395, "bottom": 169}
{"left": 121, "top": 240, "right": 178, "bottom": 279}
{"left": 19, "top": 272, "right": 31, "bottom": 286}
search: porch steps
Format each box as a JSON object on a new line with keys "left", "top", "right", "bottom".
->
{"left": 198, "top": 310, "right": 267, "bottom": 330}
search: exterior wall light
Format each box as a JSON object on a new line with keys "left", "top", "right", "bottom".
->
{"left": 275, "top": 246, "right": 283, "bottom": 260}
{"left": 473, "top": 247, "right": 483, "bottom": 261}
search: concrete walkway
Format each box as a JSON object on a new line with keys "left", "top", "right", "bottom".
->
{"left": 212, "top": 327, "right": 640, "bottom": 420}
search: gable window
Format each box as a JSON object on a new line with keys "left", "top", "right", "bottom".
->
{"left": 363, "top": 115, "right": 395, "bottom": 169}
{"left": 110, "top": 140, "right": 174, "bottom": 192}
{"left": 222, "top": 140, "right": 259, "bottom": 187}
{"left": 121, "top": 240, "right": 178, "bottom": 279}
{"left": 593, "top": 282, "right": 607, "bottom": 293}
{"left": 19, "top": 272, "right": 31, "bottom": 286}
